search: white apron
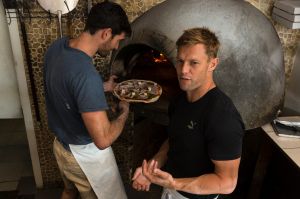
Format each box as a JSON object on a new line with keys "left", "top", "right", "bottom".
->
{"left": 161, "top": 188, "right": 189, "bottom": 199}
{"left": 162, "top": 188, "right": 219, "bottom": 199}
{"left": 69, "top": 143, "right": 127, "bottom": 199}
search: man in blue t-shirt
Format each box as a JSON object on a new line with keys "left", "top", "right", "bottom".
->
{"left": 44, "top": 2, "right": 131, "bottom": 199}
{"left": 132, "top": 28, "right": 244, "bottom": 199}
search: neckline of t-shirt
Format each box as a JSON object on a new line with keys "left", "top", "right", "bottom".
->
{"left": 63, "top": 37, "right": 92, "bottom": 60}
{"left": 184, "top": 87, "right": 218, "bottom": 105}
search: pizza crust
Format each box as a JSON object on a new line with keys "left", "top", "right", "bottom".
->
{"left": 113, "top": 79, "right": 162, "bottom": 103}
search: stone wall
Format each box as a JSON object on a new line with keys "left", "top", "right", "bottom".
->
{"left": 248, "top": 0, "right": 300, "bottom": 82}
{"left": 19, "top": 0, "right": 300, "bottom": 187}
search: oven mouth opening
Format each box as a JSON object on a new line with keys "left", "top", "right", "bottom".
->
{"left": 111, "top": 44, "right": 181, "bottom": 125}
{"left": 112, "top": 44, "right": 181, "bottom": 100}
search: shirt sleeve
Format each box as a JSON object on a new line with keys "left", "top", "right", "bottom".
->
{"left": 205, "top": 109, "right": 245, "bottom": 160}
{"left": 72, "top": 71, "right": 108, "bottom": 113}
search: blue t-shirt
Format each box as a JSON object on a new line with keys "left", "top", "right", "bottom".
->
{"left": 44, "top": 37, "right": 108, "bottom": 150}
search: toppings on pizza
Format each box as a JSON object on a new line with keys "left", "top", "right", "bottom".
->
{"left": 113, "top": 79, "right": 162, "bottom": 103}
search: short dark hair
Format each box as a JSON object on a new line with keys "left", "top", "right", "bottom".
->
{"left": 176, "top": 27, "right": 220, "bottom": 59}
{"left": 84, "top": 1, "right": 132, "bottom": 37}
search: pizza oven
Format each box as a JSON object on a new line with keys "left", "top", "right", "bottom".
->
{"left": 111, "top": 0, "right": 285, "bottom": 130}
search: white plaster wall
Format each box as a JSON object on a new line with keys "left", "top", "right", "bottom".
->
{"left": 0, "top": 2, "right": 22, "bottom": 118}
{"left": 6, "top": 8, "right": 43, "bottom": 187}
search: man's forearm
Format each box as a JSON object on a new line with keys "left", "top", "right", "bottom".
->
{"left": 152, "top": 139, "right": 169, "bottom": 168}
{"left": 106, "top": 110, "right": 129, "bottom": 146}
{"left": 172, "top": 159, "right": 239, "bottom": 196}
{"left": 82, "top": 108, "right": 129, "bottom": 149}
{"left": 173, "top": 173, "right": 236, "bottom": 195}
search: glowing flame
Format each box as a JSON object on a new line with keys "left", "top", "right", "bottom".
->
{"left": 153, "top": 53, "right": 167, "bottom": 63}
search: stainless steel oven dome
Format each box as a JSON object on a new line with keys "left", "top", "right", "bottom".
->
{"left": 111, "top": 0, "right": 285, "bottom": 130}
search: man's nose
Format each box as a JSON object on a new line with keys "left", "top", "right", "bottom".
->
{"left": 181, "top": 62, "right": 189, "bottom": 74}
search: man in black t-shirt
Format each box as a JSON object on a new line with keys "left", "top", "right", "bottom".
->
{"left": 132, "top": 27, "right": 245, "bottom": 199}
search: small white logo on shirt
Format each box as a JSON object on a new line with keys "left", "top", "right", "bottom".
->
{"left": 65, "top": 103, "right": 71, "bottom": 110}
{"left": 187, "top": 121, "right": 197, "bottom": 130}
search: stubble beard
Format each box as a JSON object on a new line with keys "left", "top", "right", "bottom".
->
{"left": 98, "top": 38, "right": 113, "bottom": 57}
{"left": 178, "top": 78, "right": 192, "bottom": 91}
{"left": 97, "top": 50, "right": 111, "bottom": 57}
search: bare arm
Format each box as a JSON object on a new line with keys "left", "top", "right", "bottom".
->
{"left": 152, "top": 139, "right": 169, "bottom": 168}
{"left": 81, "top": 101, "right": 129, "bottom": 149}
{"left": 143, "top": 158, "right": 240, "bottom": 195}
{"left": 173, "top": 158, "right": 240, "bottom": 194}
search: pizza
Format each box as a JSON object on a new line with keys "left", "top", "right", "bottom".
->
{"left": 113, "top": 79, "right": 162, "bottom": 103}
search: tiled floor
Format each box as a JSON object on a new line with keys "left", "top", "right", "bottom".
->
{"left": 0, "top": 119, "right": 33, "bottom": 192}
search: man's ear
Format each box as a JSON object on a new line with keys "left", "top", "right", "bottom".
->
{"left": 101, "top": 28, "right": 113, "bottom": 41}
{"left": 208, "top": 57, "right": 219, "bottom": 72}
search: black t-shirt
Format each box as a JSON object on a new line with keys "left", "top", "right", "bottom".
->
{"left": 165, "top": 87, "right": 245, "bottom": 199}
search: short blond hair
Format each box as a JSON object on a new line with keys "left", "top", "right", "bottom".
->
{"left": 176, "top": 27, "right": 220, "bottom": 59}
